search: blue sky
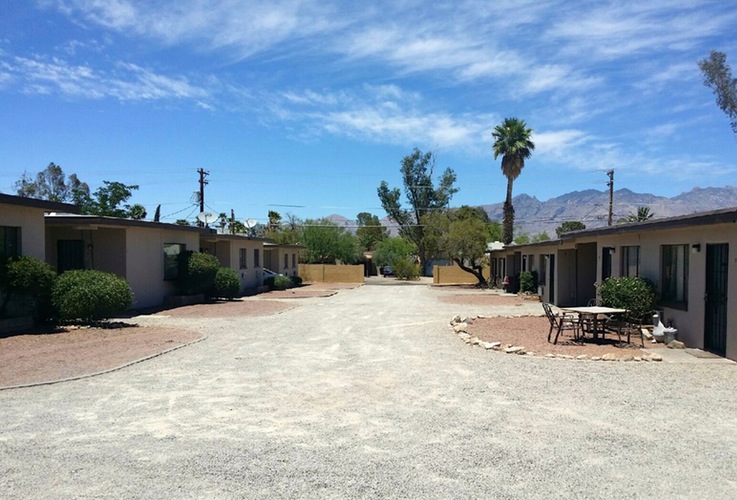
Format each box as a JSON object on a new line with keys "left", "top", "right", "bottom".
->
{"left": 1, "top": 1, "right": 736, "bottom": 224}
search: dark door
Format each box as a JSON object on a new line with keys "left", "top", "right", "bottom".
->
{"left": 705, "top": 244, "right": 728, "bottom": 356}
{"left": 602, "top": 247, "right": 613, "bottom": 281}
{"left": 57, "top": 239, "right": 84, "bottom": 273}
{"left": 549, "top": 254, "right": 555, "bottom": 303}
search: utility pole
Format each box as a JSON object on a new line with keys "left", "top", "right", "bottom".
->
{"left": 607, "top": 169, "right": 614, "bottom": 226}
{"left": 197, "top": 168, "right": 209, "bottom": 227}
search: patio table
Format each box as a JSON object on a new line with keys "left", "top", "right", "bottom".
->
{"left": 561, "top": 306, "right": 626, "bottom": 341}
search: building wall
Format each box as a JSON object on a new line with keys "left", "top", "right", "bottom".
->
{"left": 1, "top": 203, "right": 46, "bottom": 260}
{"left": 591, "top": 223, "right": 737, "bottom": 357}
{"left": 229, "top": 239, "right": 264, "bottom": 292}
{"left": 299, "top": 264, "right": 363, "bottom": 283}
{"left": 45, "top": 226, "right": 126, "bottom": 277}
{"left": 432, "top": 265, "right": 490, "bottom": 284}
{"left": 126, "top": 227, "right": 200, "bottom": 308}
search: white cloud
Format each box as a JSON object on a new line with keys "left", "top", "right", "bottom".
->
{"left": 4, "top": 54, "right": 210, "bottom": 102}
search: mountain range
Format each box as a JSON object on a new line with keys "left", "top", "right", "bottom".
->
{"left": 326, "top": 185, "right": 737, "bottom": 239}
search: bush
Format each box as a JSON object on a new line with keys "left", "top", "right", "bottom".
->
{"left": 519, "top": 270, "right": 539, "bottom": 293}
{"left": 212, "top": 267, "right": 240, "bottom": 299}
{"left": 177, "top": 251, "right": 220, "bottom": 295}
{"left": 1, "top": 256, "right": 57, "bottom": 319}
{"left": 290, "top": 276, "right": 303, "bottom": 286}
{"left": 52, "top": 270, "right": 133, "bottom": 321}
{"left": 273, "top": 275, "right": 293, "bottom": 290}
{"left": 393, "top": 258, "right": 420, "bottom": 280}
{"left": 598, "top": 276, "right": 656, "bottom": 322}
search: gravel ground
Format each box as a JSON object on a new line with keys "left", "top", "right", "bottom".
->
{"left": 1, "top": 277, "right": 737, "bottom": 499}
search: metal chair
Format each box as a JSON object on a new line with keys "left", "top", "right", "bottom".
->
{"left": 543, "top": 302, "right": 580, "bottom": 344}
{"left": 603, "top": 311, "right": 644, "bottom": 347}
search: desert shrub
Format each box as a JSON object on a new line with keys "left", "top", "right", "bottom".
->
{"left": 212, "top": 267, "right": 240, "bottom": 299}
{"left": 273, "top": 275, "right": 293, "bottom": 290}
{"left": 290, "top": 276, "right": 303, "bottom": 286}
{"left": 598, "top": 276, "right": 656, "bottom": 322}
{"left": 1, "top": 256, "right": 57, "bottom": 319}
{"left": 519, "top": 270, "right": 539, "bottom": 293}
{"left": 393, "top": 257, "right": 420, "bottom": 280}
{"left": 52, "top": 270, "right": 133, "bottom": 321}
{"left": 177, "top": 251, "right": 220, "bottom": 295}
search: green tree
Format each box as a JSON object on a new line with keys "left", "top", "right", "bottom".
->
{"left": 267, "top": 210, "right": 282, "bottom": 233}
{"left": 487, "top": 220, "right": 503, "bottom": 242}
{"left": 301, "top": 219, "right": 359, "bottom": 264}
{"left": 555, "top": 221, "right": 586, "bottom": 237}
{"left": 73, "top": 181, "right": 143, "bottom": 218}
{"left": 699, "top": 50, "right": 737, "bottom": 134}
{"left": 356, "top": 212, "right": 388, "bottom": 251}
{"left": 620, "top": 206, "right": 655, "bottom": 223}
{"left": 14, "top": 162, "right": 89, "bottom": 203}
{"left": 514, "top": 233, "right": 530, "bottom": 245}
{"left": 377, "top": 148, "right": 458, "bottom": 272}
{"left": 532, "top": 231, "right": 551, "bottom": 242}
{"left": 423, "top": 206, "right": 489, "bottom": 286}
{"left": 492, "top": 118, "right": 535, "bottom": 245}
{"left": 372, "top": 237, "right": 416, "bottom": 269}
{"left": 269, "top": 213, "right": 301, "bottom": 244}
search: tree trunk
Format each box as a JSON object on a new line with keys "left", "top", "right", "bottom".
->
{"left": 503, "top": 177, "right": 515, "bottom": 244}
{"left": 453, "top": 258, "right": 488, "bottom": 287}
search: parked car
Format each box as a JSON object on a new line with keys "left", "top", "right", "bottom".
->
{"left": 262, "top": 268, "right": 282, "bottom": 280}
{"left": 382, "top": 265, "right": 394, "bottom": 277}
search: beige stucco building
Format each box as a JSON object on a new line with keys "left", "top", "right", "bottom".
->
{"left": 199, "top": 233, "right": 273, "bottom": 293}
{"left": 490, "top": 207, "right": 737, "bottom": 360}
{"left": 0, "top": 194, "right": 78, "bottom": 262}
{"left": 45, "top": 215, "right": 202, "bottom": 309}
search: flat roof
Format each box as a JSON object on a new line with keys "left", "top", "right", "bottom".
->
{"left": 45, "top": 214, "right": 205, "bottom": 233}
{"left": 0, "top": 193, "right": 79, "bottom": 213}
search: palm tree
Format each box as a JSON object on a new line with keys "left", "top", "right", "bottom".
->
{"left": 622, "top": 206, "right": 654, "bottom": 223}
{"left": 492, "top": 117, "right": 535, "bottom": 244}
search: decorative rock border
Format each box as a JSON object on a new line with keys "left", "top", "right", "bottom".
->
{"left": 449, "top": 315, "right": 663, "bottom": 362}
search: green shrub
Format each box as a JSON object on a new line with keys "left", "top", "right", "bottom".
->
{"left": 212, "top": 267, "right": 240, "bottom": 299}
{"left": 393, "top": 257, "right": 420, "bottom": 280}
{"left": 519, "top": 270, "right": 539, "bottom": 293}
{"left": 290, "top": 276, "right": 303, "bottom": 286}
{"left": 273, "top": 275, "right": 293, "bottom": 290}
{"left": 177, "top": 251, "right": 220, "bottom": 295}
{"left": 1, "top": 256, "right": 57, "bottom": 319}
{"left": 52, "top": 270, "right": 133, "bottom": 321}
{"left": 598, "top": 276, "right": 656, "bottom": 322}
{"left": 263, "top": 276, "right": 276, "bottom": 289}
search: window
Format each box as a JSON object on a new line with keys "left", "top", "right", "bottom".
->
{"left": 0, "top": 226, "right": 21, "bottom": 262}
{"left": 57, "top": 240, "right": 84, "bottom": 273}
{"left": 292, "top": 253, "right": 296, "bottom": 268}
{"left": 164, "top": 243, "right": 185, "bottom": 280}
{"left": 621, "top": 246, "right": 639, "bottom": 277}
{"left": 661, "top": 244, "right": 688, "bottom": 308}
{"left": 254, "top": 248, "right": 260, "bottom": 268}
{"left": 239, "top": 248, "right": 247, "bottom": 269}
{"left": 284, "top": 253, "right": 289, "bottom": 270}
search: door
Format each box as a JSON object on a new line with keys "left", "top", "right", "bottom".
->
{"left": 705, "top": 244, "right": 728, "bottom": 356}
{"left": 57, "top": 239, "right": 84, "bottom": 273}
{"left": 548, "top": 254, "right": 555, "bottom": 303}
{"left": 602, "top": 247, "right": 613, "bottom": 281}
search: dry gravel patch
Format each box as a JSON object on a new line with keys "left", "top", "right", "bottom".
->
{"left": 467, "top": 315, "right": 656, "bottom": 358}
{"left": 0, "top": 325, "right": 201, "bottom": 388}
{"left": 157, "top": 299, "right": 295, "bottom": 318}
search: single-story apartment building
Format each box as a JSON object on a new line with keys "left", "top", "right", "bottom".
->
{"left": 199, "top": 232, "right": 274, "bottom": 293}
{"left": 45, "top": 214, "right": 203, "bottom": 309}
{"left": 1, "top": 193, "right": 78, "bottom": 262}
{"left": 490, "top": 207, "right": 737, "bottom": 360}
{"left": 264, "top": 242, "right": 302, "bottom": 278}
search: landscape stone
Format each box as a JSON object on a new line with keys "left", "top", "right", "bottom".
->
{"left": 591, "top": 356, "right": 602, "bottom": 361}
{"left": 602, "top": 353, "right": 617, "bottom": 361}
{"left": 450, "top": 315, "right": 461, "bottom": 325}
{"left": 649, "top": 353, "right": 663, "bottom": 362}
{"left": 458, "top": 333, "right": 471, "bottom": 341}
{"left": 634, "top": 357, "right": 642, "bottom": 362}
{"left": 557, "top": 354, "right": 574, "bottom": 360}
{"left": 576, "top": 355, "right": 588, "bottom": 360}
{"left": 621, "top": 355, "right": 634, "bottom": 362}
{"left": 453, "top": 323, "right": 468, "bottom": 333}
{"left": 504, "top": 345, "right": 526, "bottom": 354}
{"left": 469, "top": 337, "right": 481, "bottom": 345}
{"left": 667, "top": 340, "right": 686, "bottom": 349}
{"left": 485, "top": 341, "right": 501, "bottom": 350}
{"left": 545, "top": 353, "right": 556, "bottom": 358}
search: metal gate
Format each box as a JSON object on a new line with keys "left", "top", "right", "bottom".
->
{"left": 705, "top": 244, "right": 729, "bottom": 356}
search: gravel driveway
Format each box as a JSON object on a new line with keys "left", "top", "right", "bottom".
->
{"left": 2, "top": 279, "right": 737, "bottom": 499}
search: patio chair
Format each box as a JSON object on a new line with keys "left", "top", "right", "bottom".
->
{"left": 543, "top": 302, "right": 580, "bottom": 344}
{"left": 579, "top": 298, "right": 608, "bottom": 336}
{"left": 603, "top": 311, "right": 644, "bottom": 347}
